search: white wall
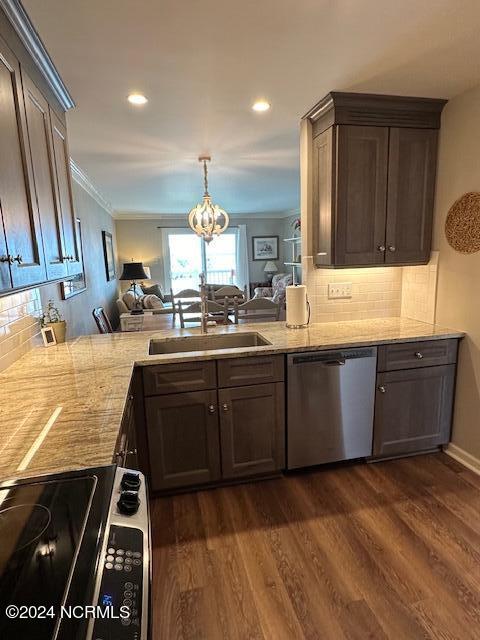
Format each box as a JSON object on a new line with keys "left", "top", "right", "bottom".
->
{"left": 432, "top": 84, "right": 480, "bottom": 462}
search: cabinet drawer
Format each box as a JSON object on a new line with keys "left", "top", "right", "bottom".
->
{"left": 217, "top": 355, "right": 284, "bottom": 388}
{"left": 377, "top": 339, "right": 458, "bottom": 372}
{"left": 143, "top": 360, "right": 216, "bottom": 396}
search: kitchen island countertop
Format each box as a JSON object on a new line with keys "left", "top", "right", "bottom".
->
{"left": 0, "top": 317, "right": 464, "bottom": 482}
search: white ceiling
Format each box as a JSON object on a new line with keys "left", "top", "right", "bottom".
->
{"left": 23, "top": 0, "right": 480, "bottom": 216}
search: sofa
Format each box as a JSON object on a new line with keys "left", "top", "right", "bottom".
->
{"left": 117, "top": 283, "right": 174, "bottom": 316}
{"left": 253, "top": 273, "right": 293, "bottom": 307}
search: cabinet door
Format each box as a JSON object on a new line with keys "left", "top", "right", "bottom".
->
{"left": 385, "top": 128, "right": 438, "bottom": 264}
{"left": 312, "top": 127, "right": 334, "bottom": 266}
{"left": 219, "top": 383, "right": 285, "bottom": 479}
{"left": 49, "top": 109, "right": 80, "bottom": 275}
{"left": 145, "top": 390, "right": 221, "bottom": 491}
{"left": 373, "top": 364, "right": 455, "bottom": 457}
{"left": 0, "top": 37, "right": 45, "bottom": 288}
{"left": 22, "top": 72, "right": 67, "bottom": 280}
{"left": 335, "top": 125, "right": 388, "bottom": 265}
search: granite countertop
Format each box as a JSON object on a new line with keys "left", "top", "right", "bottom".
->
{"left": 0, "top": 317, "right": 464, "bottom": 482}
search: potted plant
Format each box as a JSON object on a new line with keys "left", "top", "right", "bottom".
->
{"left": 41, "top": 300, "right": 66, "bottom": 343}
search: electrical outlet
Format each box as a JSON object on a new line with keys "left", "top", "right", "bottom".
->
{"left": 328, "top": 282, "right": 352, "bottom": 299}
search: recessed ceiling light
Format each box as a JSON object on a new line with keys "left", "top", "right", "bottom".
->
{"left": 252, "top": 100, "right": 271, "bottom": 112}
{"left": 127, "top": 93, "right": 148, "bottom": 105}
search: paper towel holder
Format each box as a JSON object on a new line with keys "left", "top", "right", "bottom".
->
{"left": 286, "top": 285, "right": 311, "bottom": 329}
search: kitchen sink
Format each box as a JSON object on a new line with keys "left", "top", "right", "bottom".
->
{"left": 149, "top": 332, "right": 272, "bottom": 355}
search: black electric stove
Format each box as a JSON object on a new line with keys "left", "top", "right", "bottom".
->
{"left": 0, "top": 465, "right": 151, "bottom": 640}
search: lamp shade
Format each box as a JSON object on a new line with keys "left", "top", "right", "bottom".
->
{"left": 264, "top": 261, "right": 278, "bottom": 274}
{"left": 119, "top": 262, "right": 149, "bottom": 281}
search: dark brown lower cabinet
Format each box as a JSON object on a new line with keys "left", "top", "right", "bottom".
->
{"left": 219, "top": 383, "right": 285, "bottom": 479}
{"left": 145, "top": 389, "right": 221, "bottom": 491}
{"left": 373, "top": 364, "right": 455, "bottom": 457}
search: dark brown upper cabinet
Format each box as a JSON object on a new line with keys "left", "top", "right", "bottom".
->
{"left": 50, "top": 110, "right": 80, "bottom": 275}
{"left": 0, "top": 35, "right": 45, "bottom": 291}
{"left": 306, "top": 92, "right": 446, "bottom": 268}
{"left": 22, "top": 71, "right": 68, "bottom": 280}
{"left": 385, "top": 127, "right": 438, "bottom": 264}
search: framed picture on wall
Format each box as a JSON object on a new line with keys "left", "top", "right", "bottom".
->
{"left": 60, "top": 218, "right": 87, "bottom": 299}
{"left": 102, "top": 230, "right": 116, "bottom": 281}
{"left": 252, "top": 235, "right": 279, "bottom": 261}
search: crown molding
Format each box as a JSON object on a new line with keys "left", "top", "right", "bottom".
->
{"left": 69, "top": 159, "right": 112, "bottom": 215}
{"left": 0, "top": 0, "right": 75, "bottom": 110}
{"left": 112, "top": 208, "right": 299, "bottom": 221}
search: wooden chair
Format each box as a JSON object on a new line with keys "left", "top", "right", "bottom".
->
{"left": 209, "top": 285, "right": 247, "bottom": 303}
{"left": 233, "top": 297, "right": 281, "bottom": 324}
{"left": 92, "top": 307, "right": 114, "bottom": 333}
{"left": 170, "top": 288, "right": 200, "bottom": 323}
{"left": 177, "top": 299, "right": 229, "bottom": 328}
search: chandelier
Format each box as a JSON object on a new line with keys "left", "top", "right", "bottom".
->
{"left": 188, "top": 156, "right": 229, "bottom": 243}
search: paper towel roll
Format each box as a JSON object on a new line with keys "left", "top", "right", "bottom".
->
{"left": 286, "top": 285, "right": 309, "bottom": 328}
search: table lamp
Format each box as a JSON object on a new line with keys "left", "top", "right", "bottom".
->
{"left": 119, "top": 262, "right": 149, "bottom": 315}
{"left": 264, "top": 261, "right": 278, "bottom": 283}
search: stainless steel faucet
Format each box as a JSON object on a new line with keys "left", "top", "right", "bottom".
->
{"left": 199, "top": 273, "right": 208, "bottom": 334}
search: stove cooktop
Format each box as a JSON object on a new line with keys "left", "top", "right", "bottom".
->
{"left": 0, "top": 467, "right": 115, "bottom": 640}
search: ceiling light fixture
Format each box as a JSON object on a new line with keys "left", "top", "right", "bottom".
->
{"left": 127, "top": 93, "right": 148, "bottom": 105}
{"left": 188, "top": 156, "right": 229, "bottom": 244}
{"left": 252, "top": 99, "right": 271, "bottom": 112}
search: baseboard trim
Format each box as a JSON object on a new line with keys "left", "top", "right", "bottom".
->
{"left": 444, "top": 443, "right": 480, "bottom": 476}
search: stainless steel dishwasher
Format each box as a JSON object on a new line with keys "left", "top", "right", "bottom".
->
{"left": 287, "top": 347, "right": 377, "bottom": 469}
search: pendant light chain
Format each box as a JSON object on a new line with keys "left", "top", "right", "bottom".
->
{"left": 203, "top": 159, "right": 209, "bottom": 197}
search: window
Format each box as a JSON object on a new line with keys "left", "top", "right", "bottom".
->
{"left": 164, "top": 229, "right": 240, "bottom": 293}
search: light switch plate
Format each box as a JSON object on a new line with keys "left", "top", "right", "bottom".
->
{"left": 328, "top": 282, "right": 352, "bottom": 299}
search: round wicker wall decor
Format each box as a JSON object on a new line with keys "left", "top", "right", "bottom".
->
{"left": 445, "top": 192, "right": 480, "bottom": 253}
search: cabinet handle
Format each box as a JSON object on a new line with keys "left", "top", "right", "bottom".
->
{"left": 0, "top": 256, "right": 9, "bottom": 263}
{"left": 377, "top": 245, "right": 386, "bottom": 252}
{"left": 208, "top": 404, "right": 215, "bottom": 414}
{"left": 8, "top": 255, "right": 14, "bottom": 265}
{"left": 14, "top": 254, "right": 23, "bottom": 264}
{"left": 222, "top": 403, "right": 229, "bottom": 412}
{"left": 378, "top": 385, "right": 386, "bottom": 393}
{"left": 388, "top": 245, "right": 396, "bottom": 252}
{"left": 415, "top": 351, "right": 424, "bottom": 359}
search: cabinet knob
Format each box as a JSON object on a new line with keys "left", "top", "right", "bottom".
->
{"left": 377, "top": 245, "right": 386, "bottom": 252}
{"left": 388, "top": 245, "right": 396, "bottom": 252}
{"left": 378, "top": 385, "right": 386, "bottom": 393}
{"left": 415, "top": 351, "right": 424, "bottom": 359}
{"left": 208, "top": 404, "right": 215, "bottom": 414}
{"left": 14, "top": 254, "right": 23, "bottom": 264}
{"left": 222, "top": 403, "right": 229, "bottom": 412}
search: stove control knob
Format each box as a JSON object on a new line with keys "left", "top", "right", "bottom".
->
{"left": 121, "top": 472, "right": 141, "bottom": 491}
{"left": 117, "top": 490, "right": 140, "bottom": 515}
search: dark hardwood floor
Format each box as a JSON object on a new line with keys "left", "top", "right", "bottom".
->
{"left": 150, "top": 453, "right": 480, "bottom": 639}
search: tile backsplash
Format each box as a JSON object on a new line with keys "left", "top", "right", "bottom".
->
{"left": 401, "top": 252, "right": 439, "bottom": 324}
{"left": 303, "top": 257, "right": 403, "bottom": 323}
{"left": 0, "top": 289, "right": 42, "bottom": 372}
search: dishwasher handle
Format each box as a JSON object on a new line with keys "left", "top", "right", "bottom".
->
{"left": 289, "top": 348, "right": 376, "bottom": 366}
{"left": 323, "top": 359, "right": 346, "bottom": 366}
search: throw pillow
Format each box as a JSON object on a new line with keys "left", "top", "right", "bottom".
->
{"left": 142, "top": 294, "right": 164, "bottom": 309}
{"left": 122, "top": 290, "right": 136, "bottom": 310}
{"left": 141, "top": 283, "right": 165, "bottom": 301}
